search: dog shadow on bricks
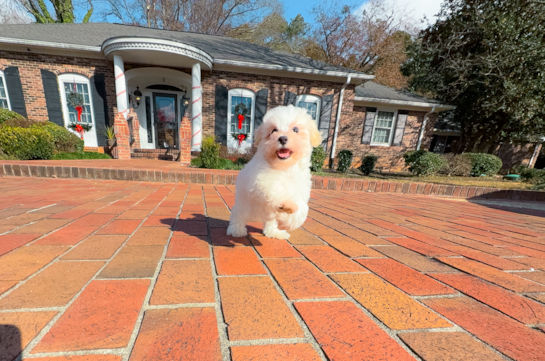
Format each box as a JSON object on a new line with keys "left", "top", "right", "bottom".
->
{"left": 160, "top": 214, "right": 262, "bottom": 246}
{"left": 0, "top": 324, "right": 22, "bottom": 361}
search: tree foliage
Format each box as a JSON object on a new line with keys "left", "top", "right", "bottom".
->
{"left": 402, "top": 0, "right": 545, "bottom": 153}
{"left": 16, "top": 0, "right": 93, "bottom": 23}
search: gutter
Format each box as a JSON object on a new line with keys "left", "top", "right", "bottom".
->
{"left": 417, "top": 106, "right": 436, "bottom": 150}
{"left": 0, "top": 37, "right": 101, "bottom": 52}
{"left": 354, "top": 96, "right": 455, "bottom": 110}
{"left": 330, "top": 75, "right": 352, "bottom": 167}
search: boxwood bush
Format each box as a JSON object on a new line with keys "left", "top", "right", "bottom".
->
{"left": 336, "top": 149, "right": 353, "bottom": 173}
{"left": 466, "top": 153, "right": 503, "bottom": 176}
{"left": 33, "top": 122, "right": 84, "bottom": 153}
{"left": 0, "top": 108, "right": 24, "bottom": 124}
{"left": 310, "top": 146, "right": 327, "bottom": 172}
{"left": 0, "top": 126, "right": 55, "bottom": 160}
{"left": 403, "top": 150, "right": 445, "bottom": 176}
{"left": 359, "top": 154, "right": 378, "bottom": 175}
{"left": 439, "top": 153, "right": 473, "bottom": 176}
{"left": 200, "top": 136, "right": 221, "bottom": 169}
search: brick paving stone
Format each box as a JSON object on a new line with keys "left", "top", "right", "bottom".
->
{"left": 178, "top": 211, "right": 207, "bottom": 221}
{"left": 98, "top": 246, "right": 164, "bottom": 278}
{"left": 152, "top": 207, "right": 182, "bottom": 217}
{"left": 297, "top": 245, "right": 367, "bottom": 273}
{"left": 507, "top": 246, "right": 545, "bottom": 260}
{"left": 173, "top": 221, "right": 208, "bottom": 236}
{"left": 12, "top": 218, "right": 71, "bottom": 234}
{"left": 0, "top": 280, "right": 17, "bottom": 294}
{"left": 31, "top": 356, "right": 121, "bottom": 361}
{"left": 445, "top": 237, "right": 520, "bottom": 257}
{"left": 321, "top": 235, "right": 384, "bottom": 257}
{"left": 529, "top": 294, "right": 545, "bottom": 303}
{"left": 337, "top": 229, "right": 393, "bottom": 245}
{"left": 219, "top": 276, "right": 304, "bottom": 340}
{"left": 213, "top": 247, "right": 267, "bottom": 276}
{"left": 141, "top": 215, "right": 176, "bottom": 227}
{"left": 0, "top": 234, "right": 41, "bottom": 256}
{"left": 128, "top": 308, "right": 221, "bottom": 361}
{"left": 74, "top": 213, "right": 117, "bottom": 226}
{"left": 386, "top": 237, "right": 457, "bottom": 257}
{"left": 116, "top": 210, "right": 152, "bottom": 220}
{"left": 33, "top": 279, "right": 149, "bottom": 353}
{"left": 332, "top": 273, "right": 452, "bottom": 330}
{"left": 357, "top": 258, "right": 455, "bottom": 296}
{"left": 288, "top": 228, "right": 323, "bottom": 245}
{"left": 0, "top": 261, "right": 103, "bottom": 309}
{"left": 231, "top": 344, "right": 321, "bottom": 361}
{"left": 423, "top": 296, "right": 545, "bottom": 361}
{"left": 512, "top": 256, "right": 545, "bottom": 271}
{"left": 150, "top": 260, "right": 215, "bottom": 304}
{"left": 0, "top": 311, "right": 57, "bottom": 361}
{"left": 126, "top": 227, "right": 171, "bottom": 246}
{"left": 166, "top": 236, "right": 210, "bottom": 258}
{"left": 518, "top": 271, "right": 545, "bottom": 285}
{"left": 439, "top": 244, "right": 532, "bottom": 270}
{"left": 302, "top": 222, "right": 342, "bottom": 236}
{"left": 398, "top": 332, "right": 504, "bottom": 361}
{"left": 210, "top": 227, "right": 250, "bottom": 246}
{"left": 437, "top": 257, "right": 545, "bottom": 293}
{"left": 35, "top": 225, "right": 100, "bottom": 246}
{"left": 48, "top": 209, "right": 93, "bottom": 219}
{"left": 61, "top": 235, "right": 127, "bottom": 260}
{"left": 432, "top": 273, "right": 545, "bottom": 324}
{"left": 250, "top": 236, "right": 302, "bottom": 258}
{"left": 0, "top": 245, "right": 68, "bottom": 281}
{"left": 295, "top": 301, "right": 415, "bottom": 361}
{"left": 265, "top": 258, "right": 344, "bottom": 299}
{"left": 372, "top": 245, "right": 455, "bottom": 273}
{"left": 96, "top": 220, "right": 141, "bottom": 235}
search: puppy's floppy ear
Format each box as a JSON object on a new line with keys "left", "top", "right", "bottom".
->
{"left": 307, "top": 118, "right": 323, "bottom": 147}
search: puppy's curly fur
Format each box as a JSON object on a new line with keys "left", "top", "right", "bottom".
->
{"left": 226, "top": 105, "right": 322, "bottom": 239}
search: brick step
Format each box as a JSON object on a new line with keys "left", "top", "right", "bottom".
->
{"left": 131, "top": 149, "right": 180, "bottom": 161}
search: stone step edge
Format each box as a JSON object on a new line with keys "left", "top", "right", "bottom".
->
{"left": 1, "top": 163, "right": 542, "bottom": 202}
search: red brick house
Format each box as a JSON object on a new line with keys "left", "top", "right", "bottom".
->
{"left": 0, "top": 23, "right": 454, "bottom": 169}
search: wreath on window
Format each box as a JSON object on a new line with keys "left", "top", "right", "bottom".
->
{"left": 231, "top": 102, "right": 249, "bottom": 146}
{"left": 67, "top": 91, "right": 85, "bottom": 122}
{"left": 68, "top": 122, "right": 92, "bottom": 139}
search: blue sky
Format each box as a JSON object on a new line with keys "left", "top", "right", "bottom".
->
{"left": 281, "top": 0, "right": 363, "bottom": 23}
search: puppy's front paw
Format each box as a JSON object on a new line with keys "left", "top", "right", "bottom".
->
{"left": 226, "top": 224, "right": 247, "bottom": 237}
{"left": 278, "top": 200, "right": 298, "bottom": 214}
{"left": 263, "top": 229, "right": 290, "bottom": 240}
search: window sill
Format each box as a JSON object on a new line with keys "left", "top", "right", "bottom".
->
{"left": 369, "top": 143, "right": 391, "bottom": 147}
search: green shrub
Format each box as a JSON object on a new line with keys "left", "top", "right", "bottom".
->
{"left": 200, "top": 136, "right": 221, "bottom": 169}
{"left": 0, "top": 117, "right": 38, "bottom": 128}
{"left": 466, "top": 153, "right": 503, "bottom": 176}
{"left": 520, "top": 168, "right": 545, "bottom": 183}
{"left": 51, "top": 151, "right": 112, "bottom": 160}
{"left": 336, "top": 150, "right": 353, "bottom": 173}
{"left": 0, "top": 108, "right": 24, "bottom": 124}
{"left": 310, "top": 146, "right": 327, "bottom": 172}
{"left": 439, "top": 153, "right": 473, "bottom": 176}
{"left": 0, "top": 126, "right": 54, "bottom": 160}
{"left": 403, "top": 150, "right": 445, "bottom": 176}
{"left": 191, "top": 157, "right": 203, "bottom": 167}
{"left": 33, "top": 122, "right": 84, "bottom": 153}
{"left": 359, "top": 154, "right": 378, "bottom": 175}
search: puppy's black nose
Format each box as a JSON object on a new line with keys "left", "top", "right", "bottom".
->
{"left": 278, "top": 136, "right": 288, "bottom": 145}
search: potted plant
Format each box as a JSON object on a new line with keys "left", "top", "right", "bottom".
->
{"left": 104, "top": 126, "right": 116, "bottom": 147}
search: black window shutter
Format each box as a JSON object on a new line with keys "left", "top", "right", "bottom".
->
{"left": 90, "top": 74, "right": 109, "bottom": 147}
{"left": 4, "top": 67, "right": 27, "bottom": 118}
{"left": 40, "top": 70, "right": 63, "bottom": 127}
{"left": 392, "top": 110, "right": 408, "bottom": 146}
{"left": 254, "top": 89, "right": 268, "bottom": 130}
{"left": 319, "top": 94, "right": 334, "bottom": 150}
{"left": 361, "top": 107, "right": 377, "bottom": 144}
{"left": 284, "top": 91, "right": 296, "bottom": 106}
{"left": 215, "top": 84, "right": 229, "bottom": 145}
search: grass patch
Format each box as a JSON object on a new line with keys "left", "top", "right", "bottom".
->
{"left": 51, "top": 151, "right": 112, "bottom": 160}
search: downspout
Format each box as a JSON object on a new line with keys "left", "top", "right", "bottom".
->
{"left": 330, "top": 76, "right": 352, "bottom": 167}
{"left": 416, "top": 105, "right": 436, "bottom": 150}
{"left": 529, "top": 138, "right": 544, "bottom": 168}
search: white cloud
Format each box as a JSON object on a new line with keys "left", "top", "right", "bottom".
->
{"left": 408, "top": 0, "right": 443, "bottom": 24}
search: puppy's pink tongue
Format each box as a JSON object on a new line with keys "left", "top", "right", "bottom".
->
{"left": 277, "top": 149, "right": 291, "bottom": 159}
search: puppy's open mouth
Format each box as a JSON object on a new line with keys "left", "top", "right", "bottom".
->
{"left": 276, "top": 148, "right": 293, "bottom": 160}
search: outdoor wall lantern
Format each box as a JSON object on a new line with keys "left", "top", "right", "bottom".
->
{"left": 130, "top": 86, "right": 142, "bottom": 109}
{"left": 180, "top": 90, "right": 190, "bottom": 117}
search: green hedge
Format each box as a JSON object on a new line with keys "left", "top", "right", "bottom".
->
{"left": 360, "top": 154, "right": 378, "bottom": 175}
{"left": 403, "top": 150, "right": 445, "bottom": 176}
{"left": 337, "top": 150, "right": 353, "bottom": 173}
{"left": 466, "top": 153, "right": 503, "bottom": 176}
{"left": 0, "top": 108, "right": 24, "bottom": 124}
{"left": 311, "top": 146, "right": 327, "bottom": 172}
{"left": 33, "top": 122, "right": 84, "bottom": 153}
{"left": 0, "top": 126, "right": 55, "bottom": 160}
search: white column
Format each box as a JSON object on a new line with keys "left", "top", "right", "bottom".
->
{"left": 191, "top": 63, "right": 202, "bottom": 151}
{"left": 113, "top": 55, "right": 128, "bottom": 118}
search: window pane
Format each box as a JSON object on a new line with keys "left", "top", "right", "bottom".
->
{"left": 375, "top": 111, "right": 394, "bottom": 128}
{"left": 0, "top": 78, "right": 6, "bottom": 99}
{"left": 372, "top": 128, "right": 391, "bottom": 144}
{"left": 64, "top": 82, "right": 93, "bottom": 124}
{"left": 0, "top": 99, "right": 7, "bottom": 109}
{"left": 230, "top": 95, "right": 253, "bottom": 134}
{"left": 298, "top": 101, "right": 318, "bottom": 120}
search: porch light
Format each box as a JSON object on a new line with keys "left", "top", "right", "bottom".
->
{"left": 131, "top": 86, "right": 142, "bottom": 109}
{"left": 181, "top": 92, "right": 190, "bottom": 116}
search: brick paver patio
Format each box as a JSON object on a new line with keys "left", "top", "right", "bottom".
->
{"left": 1, "top": 176, "right": 545, "bottom": 361}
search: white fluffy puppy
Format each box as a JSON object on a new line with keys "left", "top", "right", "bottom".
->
{"left": 226, "top": 105, "right": 322, "bottom": 240}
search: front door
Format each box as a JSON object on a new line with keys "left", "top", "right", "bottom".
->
{"left": 153, "top": 93, "right": 178, "bottom": 149}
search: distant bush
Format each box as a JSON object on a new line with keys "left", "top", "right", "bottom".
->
{"left": 336, "top": 150, "right": 353, "bottom": 173}
{"left": 0, "top": 126, "right": 54, "bottom": 160}
{"left": 520, "top": 168, "right": 545, "bottom": 183}
{"left": 200, "top": 136, "right": 221, "bottom": 169}
{"left": 0, "top": 108, "right": 24, "bottom": 125}
{"left": 466, "top": 153, "right": 502, "bottom": 176}
{"left": 403, "top": 150, "right": 445, "bottom": 176}
{"left": 439, "top": 153, "right": 473, "bottom": 176}
{"left": 359, "top": 154, "right": 378, "bottom": 175}
{"left": 311, "top": 146, "right": 327, "bottom": 172}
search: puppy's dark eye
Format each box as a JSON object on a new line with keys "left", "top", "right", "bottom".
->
{"left": 271, "top": 128, "right": 277, "bottom": 134}
{"left": 292, "top": 127, "right": 299, "bottom": 133}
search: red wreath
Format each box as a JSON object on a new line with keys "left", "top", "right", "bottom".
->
{"left": 75, "top": 105, "right": 83, "bottom": 122}
{"left": 237, "top": 133, "right": 246, "bottom": 146}
{"left": 237, "top": 113, "right": 244, "bottom": 129}
{"left": 75, "top": 124, "right": 84, "bottom": 139}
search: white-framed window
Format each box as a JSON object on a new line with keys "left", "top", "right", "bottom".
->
{"left": 296, "top": 94, "right": 321, "bottom": 124}
{"left": 58, "top": 73, "right": 95, "bottom": 126}
{"left": 0, "top": 70, "right": 11, "bottom": 110}
{"left": 371, "top": 109, "right": 397, "bottom": 146}
{"left": 228, "top": 88, "right": 255, "bottom": 136}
